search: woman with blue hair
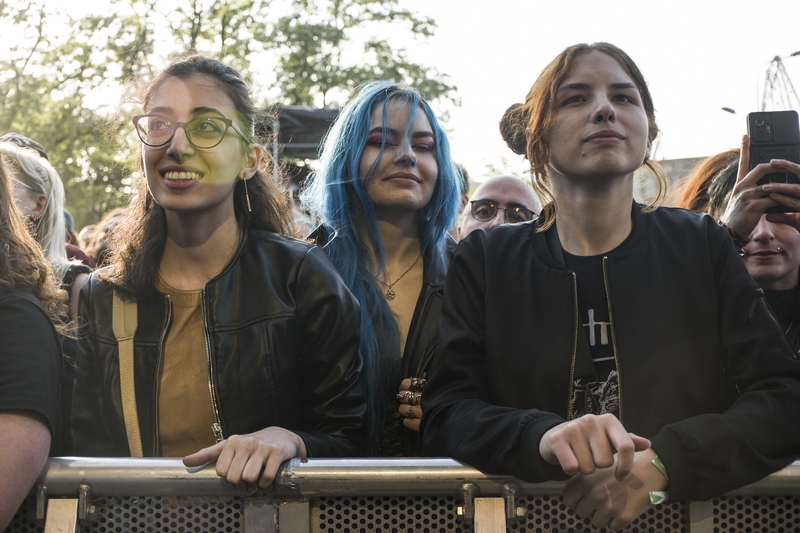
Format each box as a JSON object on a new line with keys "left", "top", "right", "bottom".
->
{"left": 301, "top": 81, "right": 461, "bottom": 455}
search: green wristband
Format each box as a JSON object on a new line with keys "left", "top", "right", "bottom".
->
{"left": 649, "top": 455, "right": 670, "bottom": 504}
{"left": 651, "top": 455, "right": 669, "bottom": 480}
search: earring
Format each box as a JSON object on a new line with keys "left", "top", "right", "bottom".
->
{"left": 243, "top": 178, "right": 252, "bottom": 213}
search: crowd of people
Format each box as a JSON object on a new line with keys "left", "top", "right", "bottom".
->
{"left": 2, "top": 42, "right": 800, "bottom": 531}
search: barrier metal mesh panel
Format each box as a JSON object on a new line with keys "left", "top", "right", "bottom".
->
{"left": 313, "top": 495, "right": 684, "bottom": 532}
{"left": 712, "top": 495, "right": 800, "bottom": 532}
{"left": 7, "top": 493, "right": 800, "bottom": 532}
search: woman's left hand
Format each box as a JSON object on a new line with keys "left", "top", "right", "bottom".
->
{"left": 722, "top": 135, "right": 800, "bottom": 236}
{"left": 183, "top": 427, "right": 308, "bottom": 496}
{"left": 562, "top": 448, "right": 667, "bottom": 531}
{"left": 396, "top": 378, "right": 426, "bottom": 431}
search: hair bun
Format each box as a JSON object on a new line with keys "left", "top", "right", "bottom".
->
{"left": 499, "top": 103, "right": 529, "bottom": 156}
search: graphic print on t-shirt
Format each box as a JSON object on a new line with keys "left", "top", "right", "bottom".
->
{"left": 563, "top": 251, "right": 620, "bottom": 420}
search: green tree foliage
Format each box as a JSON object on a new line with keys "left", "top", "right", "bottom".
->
{"left": 272, "top": 0, "right": 457, "bottom": 106}
{"left": 162, "top": 0, "right": 270, "bottom": 77}
{"left": 0, "top": 0, "right": 456, "bottom": 228}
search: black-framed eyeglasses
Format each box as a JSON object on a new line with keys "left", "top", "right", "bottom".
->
{"left": 470, "top": 199, "right": 535, "bottom": 224}
{"left": 132, "top": 114, "right": 249, "bottom": 149}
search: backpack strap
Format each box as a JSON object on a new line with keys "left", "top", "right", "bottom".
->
{"left": 112, "top": 290, "right": 143, "bottom": 457}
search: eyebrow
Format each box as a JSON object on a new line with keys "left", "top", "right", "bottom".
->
{"left": 147, "top": 106, "right": 227, "bottom": 117}
{"left": 557, "top": 82, "right": 638, "bottom": 93}
{"left": 368, "top": 127, "right": 435, "bottom": 139}
{"left": 476, "top": 198, "right": 533, "bottom": 210}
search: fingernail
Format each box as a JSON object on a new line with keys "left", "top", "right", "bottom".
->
{"left": 227, "top": 482, "right": 236, "bottom": 490}
{"left": 237, "top": 489, "right": 245, "bottom": 498}
{"left": 247, "top": 487, "right": 256, "bottom": 495}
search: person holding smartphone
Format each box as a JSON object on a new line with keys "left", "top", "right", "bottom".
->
{"left": 720, "top": 135, "right": 800, "bottom": 242}
{"left": 421, "top": 42, "right": 800, "bottom": 531}
{"left": 706, "top": 140, "right": 800, "bottom": 354}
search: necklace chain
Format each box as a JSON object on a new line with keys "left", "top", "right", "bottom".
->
{"left": 377, "top": 254, "right": 422, "bottom": 300}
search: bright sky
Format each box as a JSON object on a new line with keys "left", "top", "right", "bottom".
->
{"left": 404, "top": 0, "right": 800, "bottom": 180}
{"left": 9, "top": 0, "right": 800, "bottom": 184}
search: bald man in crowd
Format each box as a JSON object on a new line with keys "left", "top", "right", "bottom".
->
{"left": 457, "top": 175, "right": 541, "bottom": 239}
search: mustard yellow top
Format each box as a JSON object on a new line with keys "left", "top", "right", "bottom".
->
{"left": 157, "top": 277, "right": 216, "bottom": 457}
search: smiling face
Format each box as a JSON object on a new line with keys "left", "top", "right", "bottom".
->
{"left": 743, "top": 215, "right": 800, "bottom": 291}
{"left": 545, "top": 51, "right": 650, "bottom": 184}
{"left": 141, "top": 74, "right": 257, "bottom": 222}
{"left": 358, "top": 99, "right": 438, "bottom": 215}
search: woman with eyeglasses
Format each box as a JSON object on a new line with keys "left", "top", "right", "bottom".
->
{"left": 421, "top": 42, "right": 800, "bottom": 530}
{"left": 71, "top": 56, "right": 366, "bottom": 494}
{"left": 300, "top": 81, "right": 461, "bottom": 456}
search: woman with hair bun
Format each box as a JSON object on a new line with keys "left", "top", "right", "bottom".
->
{"left": 72, "top": 55, "right": 366, "bottom": 494}
{"left": 422, "top": 42, "right": 800, "bottom": 530}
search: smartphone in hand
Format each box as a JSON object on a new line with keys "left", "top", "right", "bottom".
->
{"left": 748, "top": 110, "right": 800, "bottom": 212}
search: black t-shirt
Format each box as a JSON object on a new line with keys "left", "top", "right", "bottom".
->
{"left": 0, "top": 287, "right": 62, "bottom": 446}
{"left": 563, "top": 251, "right": 620, "bottom": 419}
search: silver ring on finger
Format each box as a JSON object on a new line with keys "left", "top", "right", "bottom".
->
{"left": 405, "top": 407, "right": 416, "bottom": 420}
{"left": 396, "top": 391, "right": 412, "bottom": 403}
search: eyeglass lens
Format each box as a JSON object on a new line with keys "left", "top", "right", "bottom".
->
{"left": 471, "top": 200, "right": 534, "bottom": 223}
{"left": 134, "top": 115, "right": 231, "bottom": 148}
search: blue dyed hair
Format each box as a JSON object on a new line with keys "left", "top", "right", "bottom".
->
{"left": 300, "top": 81, "right": 460, "bottom": 452}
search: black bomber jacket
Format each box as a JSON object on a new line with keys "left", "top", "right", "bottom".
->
{"left": 72, "top": 229, "right": 367, "bottom": 458}
{"left": 422, "top": 204, "right": 800, "bottom": 502}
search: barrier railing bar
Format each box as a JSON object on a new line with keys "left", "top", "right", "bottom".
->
{"left": 36, "top": 457, "right": 800, "bottom": 498}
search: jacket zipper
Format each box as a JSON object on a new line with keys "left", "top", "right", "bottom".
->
{"left": 602, "top": 256, "right": 623, "bottom": 424}
{"left": 200, "top": 290, "right": 224, "bottom": 443}
{"left": 154, "top": 295, "right": 172, "bottom": 456}
{"left": 567, "top": 272, "right": 579, "bottom": 420}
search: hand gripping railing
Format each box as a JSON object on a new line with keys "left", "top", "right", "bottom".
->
{"left": 19, "top": 457, "right": 800, "bottom": 533}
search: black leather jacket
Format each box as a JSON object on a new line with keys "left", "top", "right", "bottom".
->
{"left": 402, "top": 235, "right": 457, "bottom": 379}
{"left": 72, "top": 229, "right": 367, "bottom": 458}
{"left": 392, "top": 235, "right": 456, "bottom": 456}
{"left": 307, "top": 227, "right": 456, "bottom": 456}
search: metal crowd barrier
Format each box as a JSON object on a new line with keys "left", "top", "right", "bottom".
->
{"left": 7, "top": 457, "right": 800, "bottom": 532}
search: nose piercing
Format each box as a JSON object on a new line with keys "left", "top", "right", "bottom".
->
{"left": 778, "top": 247, "right": 782, "bottom": 252}
{"left": 394, "top": 153, "right": 417, "bottom": 168}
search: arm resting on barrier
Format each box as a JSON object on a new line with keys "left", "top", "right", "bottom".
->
{"left": 0, "top": 411, "right": 51, "bottom": 531}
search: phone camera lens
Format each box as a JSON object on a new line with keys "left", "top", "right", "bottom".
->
{"left": 756, "top": 118, "right": 765, "bottom": 126}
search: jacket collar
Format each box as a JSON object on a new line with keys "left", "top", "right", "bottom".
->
{"left": 533, "top": 201, "right": 650, "bottom": 269}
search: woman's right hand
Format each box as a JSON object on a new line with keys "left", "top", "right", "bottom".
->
{"left": 539, "top": 413, "right": 650, "bottom": 481}
{"left": 721, "top": 135, "right": 800, "bottom": 237}
{"left": 396, "top": 378, "right": 426, "bottom": 432}
{"left": 183, "top": 427, "right": 307, "bottom": 496}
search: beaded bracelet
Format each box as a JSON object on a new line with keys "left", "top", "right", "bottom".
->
{"left": 649, "top": 455, "right": 670, "bottom": 505}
